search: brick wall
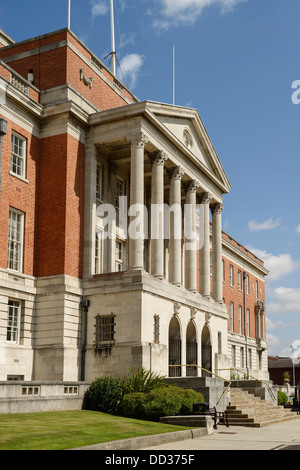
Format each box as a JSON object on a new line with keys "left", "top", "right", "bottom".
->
{"left": 36, "top": 133, "right": 85, "bottom": 278}
{"left": 0, "top": 117, "right": 39, "bottom": 276}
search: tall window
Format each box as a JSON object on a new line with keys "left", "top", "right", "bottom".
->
{"left": 245, "top": 274, "right": 249, "bottom": 294}
{"left": 96, "top": 163, "right": 103, "bottom": 200}
{"left": 238, "top": 270, "right": 242, "bottom": 290}
{"left": 11, "top": 133, "right": 26, "bottom": 178}
{"left": 94, "top": 231, "right": 103, "bottom": 274}
{"left": 229, "top": 265, "right": 234, "bottom": 286}
{"left": 246, "top": 308, "right": 250, "bottom": 336}
{"left": 238, "top": 305, "right": 242, "bottom": 334}
{"left": 240, "top": 347, "right": 244, "bottom": 368}
{"left": 116, "top": 177, "right": 125, "bottom": 211}
{"left": 230, "top": 302, "right": 234, "bottom": 332}
{"left": 115, "top": 240, "right": 124, "bottom": 271}
{"left": 231, "top": 345, "right": 236, "bottom": 367}
{"left": 7, "top": 300, "right": 21, "bottom": 343}
{"left": 7, "top": 209, "right": 24, "bottom": 272}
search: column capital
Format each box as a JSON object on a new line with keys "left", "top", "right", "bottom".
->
{"left": 201, "top": 192, "right": 212, "bottom": 205}
{"left": 184, "top": 179, "right": 200, "bottom": 194}
{"left": 211, "top": 202, "right": 224, "bottom": 215}
{"left": 149, "top": 150, "right": 168, "bottom": 166}
{"left": 168, "top": 166, "right": 185, "bottom": 180}
{"left": 127, "top": 132, "right": 149, "bottom": 148}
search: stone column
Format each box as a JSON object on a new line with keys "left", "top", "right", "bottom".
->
{"left": 211, "top": 203, "right": 224, "bottom": 302}
{"left": 169, "top": 166, "right": 184, "bottom": 286}
{"left": 184, "top": 180, "right": 199, "bottom": 292}
{"left": 150, "top": 151, "right": 168, "bottom": 278}
{"left": 127, "top": 132, "right": 148, "bottom": 270}
{"left": 199, "top": 193, "right": 211, "bottom": 297}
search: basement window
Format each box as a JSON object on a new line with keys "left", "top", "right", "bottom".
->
{"left": 94, "top": 313, "right": 116, "bottom": 355}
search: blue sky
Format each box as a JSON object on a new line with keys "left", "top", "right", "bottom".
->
{"left": 1, "top": 0, "right": 299, "bottom": 358}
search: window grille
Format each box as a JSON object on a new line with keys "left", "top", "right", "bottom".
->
{"left": 94, "top": 314, "right": 116, "bottom": 353}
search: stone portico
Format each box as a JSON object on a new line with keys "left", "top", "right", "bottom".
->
{"left": 78, "top": 101, "right": 232, "bottom": 381}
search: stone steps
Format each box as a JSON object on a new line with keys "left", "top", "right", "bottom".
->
{"left": 226, "top": 387, "right": 300, "bottom": 427}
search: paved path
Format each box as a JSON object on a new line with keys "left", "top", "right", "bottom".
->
{"left": 143, "top": 417, "right": 300, "bottom": 451}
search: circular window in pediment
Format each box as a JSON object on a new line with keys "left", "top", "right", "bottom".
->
{"left": 183, "top": 129, "right": 193, "bottom": 149}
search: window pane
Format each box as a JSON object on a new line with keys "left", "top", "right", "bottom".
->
{"left": 7, "top": 210, "right": 24, "bottom": 272}
{"left": 11, "top": 134, "right": 25, "bottom": 177}
{"left": 7, "top": 300, "right": 21, "bottom": 343}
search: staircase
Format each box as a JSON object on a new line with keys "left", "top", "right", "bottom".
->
{"left": 226, "top": 388, "right": 300, "bottom": 427}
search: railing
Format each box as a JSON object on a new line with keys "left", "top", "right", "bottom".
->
{"left": 169, "top": 364, "right": 231, "bottom": 407}
{"left": 218, "top": 368, "right": 276, "bottom": 401}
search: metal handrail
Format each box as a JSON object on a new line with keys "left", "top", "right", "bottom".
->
{"left": 169, "top": 364, "right": 231, "bottom": 407}
{"left": 218, "top": 368, "right": 276, "bottom": 401}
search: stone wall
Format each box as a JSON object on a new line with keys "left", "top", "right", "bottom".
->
{"left": 0, "top": 381, "right": 90, "bottom": 414}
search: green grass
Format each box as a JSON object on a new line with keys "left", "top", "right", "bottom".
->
{"left": 0, "top": 410, "right": 192, "bottom": 450}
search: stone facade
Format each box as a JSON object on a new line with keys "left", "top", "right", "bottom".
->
{"left": 0, "top": 28, "right": 269, "bottom": 385}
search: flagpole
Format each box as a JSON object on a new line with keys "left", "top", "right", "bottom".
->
{"left": 173, "top": 44, "right": 175, "bottom": 105}
{"left": 110, "top": 0, "right": 116, "bottom": 76}
{"left": 68, "top": 0, "right": 71, "bottom": 29}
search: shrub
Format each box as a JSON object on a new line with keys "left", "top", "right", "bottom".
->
{"left": 179, "top": 388, "right": 205, "bottom": 414}
{"left": 84, "top": 376, "right": 122, "bottom": 413}
{"left": 120, "top": 385, "right": 205, "bottom": 422}
{"left": 119, "top": 392, "right": 148, "bottom": 419}
{"left": 119, "top": 368, "right": 166, "bottom": 395}
{"left": 277, "top": 390, "right": 288, "bottom": 406}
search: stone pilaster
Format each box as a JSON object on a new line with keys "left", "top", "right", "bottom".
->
{"left": 211, "top": 202, "right": 224, "bottom": 302}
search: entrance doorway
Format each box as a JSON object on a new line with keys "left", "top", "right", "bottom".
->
{"left": 169, "top": 316, "right": 181, "bottom": 377}
{"left": 201, "top": 324, "right": 212, "bottom": 377}
{"left": 186, "top": 320, "right": 198, "bottom": 376}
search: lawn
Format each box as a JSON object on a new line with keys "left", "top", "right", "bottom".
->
{"left": 0, "top": 410, "right": 192, "bottom": 450}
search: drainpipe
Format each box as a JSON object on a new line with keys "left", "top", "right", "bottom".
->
{"left": 0, "top": 118, "right": 7, "bottom": 197}
{"left": 80, "top": 298, "right": 90, "bottom": 382}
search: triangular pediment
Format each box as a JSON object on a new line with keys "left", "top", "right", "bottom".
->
{"left": 145, "top": 101, "right": 231, "bottom": 194}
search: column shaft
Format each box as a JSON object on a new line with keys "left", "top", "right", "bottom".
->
{"left": 128, "top": 132, "right": 148, "bottom": 270}
{"left": 150, "top": 151, "right": 167, "bottom": 278}
{"left": 184, "top": 181, "right": 199, "bottom": 292}
{"left": 169, "top": 167, "right": 184, "bottom": 285}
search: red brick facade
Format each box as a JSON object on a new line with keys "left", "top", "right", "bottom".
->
{"left": 0, "top": 28, "right": 137, "bottom": 279}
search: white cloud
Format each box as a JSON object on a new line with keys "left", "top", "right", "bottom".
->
{"left": 266, "top": 317, "right": 285, "bottom": 331}
{"left": 267, "top": 333, "right": 281, "bottom": 352}
{"left": 248, "top": 218, "right": 281, "bottom": 232}
{"left": 296, "top": 224, "right": 300, "bottom": 234}
{"left": 246, "top": 246, "right": 300, "bottom": 282}
{"left": 155, "top": 0, "right": 247, "bottom": 27}
{"left": 118, "top": 53, "right": 145, "bottom": 88}
{"left": 267, "top": 287, "right": 300, "bottom": 314}
{"left": 91, "top": 0, "right": 108, "bottom": 18}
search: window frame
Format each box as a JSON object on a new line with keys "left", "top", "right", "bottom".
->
{"left": 7, "top": 208, "right": 25, "bottom": 273}
{"left": 115, "top": 176, "right": 125, "bottom": 212}
{"left": 96, "top": 163, "right": 103, "bottom": 200}
{"left": 10, "top": 132, "right": 27, "bottom": 180}
{"left": 229, "top": 264, "right": 234, "bottom": 287}
{"left": 115, "top": 239, "right": 125, "bottom": 272}
{"left": 7, "top": 300, "right": 22, "bottom": 343}
{"left": 94, "top": 313, "right": 116, "bottom": 352}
